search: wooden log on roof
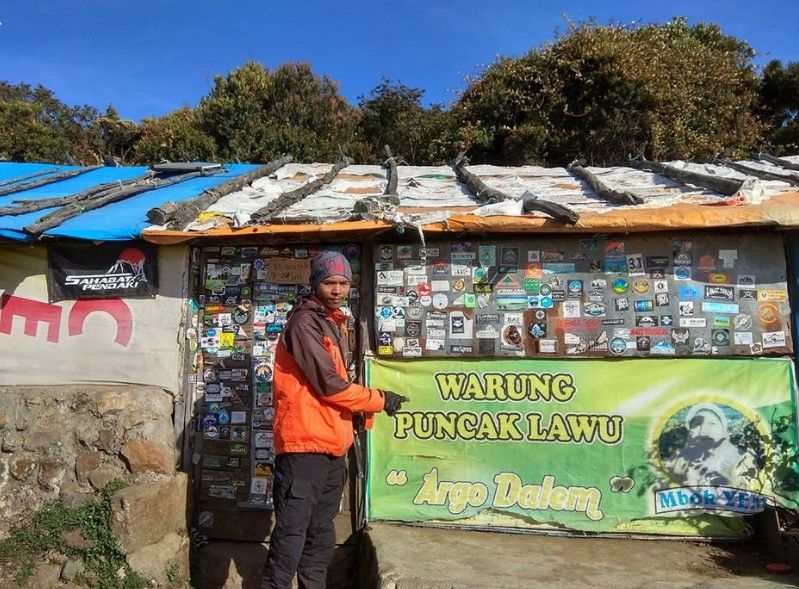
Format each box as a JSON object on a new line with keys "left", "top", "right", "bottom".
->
{"left": 452, "top": 152, "right": 579, "bottom": 225}
{"left": 0, "top": 172, "right": 154, "bottom": 217}
{"left": 251, "top": 155, "right": 353, "bottom": 222}
{"left": 567, "top": 161, "right": 644, "bottom": 205}
{"left": 25, "top": 171, "right": 204, "bottom": 235}
{"left": 0, "top": 167, "right": 60, "bottom": 189}
{"left": 146, "top": 154, "right": 292, "bottom": 228}
{"left": 382, "top": 145, "right": 399, "bottom": 199}
{"left": 753, "top": 152, "right": 799, "bottom": 172}
{"left": 633, "top": 159, "right": 743, "bottom": 196}
{"left": 0, "top": 165, "right": 103, "bottom": 197}
{"left": 715, "top": 158, "right": 799, "bottom": 187}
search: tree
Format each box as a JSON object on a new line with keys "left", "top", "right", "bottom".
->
{"left": 759, "top": 60, "right": 799, "bottom": 154}
{"left": 455, "top": 18, "right": 764, "bottom": 166}
{"left": 0, "top": 82, "right": 100, "bottom": 163}
{"left": 196, "top": 61, "right": 360, "bottom": 162}
{"left": 132, "top": 107, "right": 217, "bottom": 164}
{"left": 94, "top": 106, "right": 141, "bottom": 164}
{"left": 357, "top": 79, "right": 457, "bottom": 165}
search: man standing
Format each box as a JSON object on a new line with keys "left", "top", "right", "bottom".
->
{"left": 263, "top": 251, "right": 407, "bottom": 589}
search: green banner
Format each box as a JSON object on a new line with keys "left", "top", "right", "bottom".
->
{"left": 366, "top": 357, "right": 799, "bottom": 537}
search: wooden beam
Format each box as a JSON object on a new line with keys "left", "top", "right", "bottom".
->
{"left": 0, "top": 167, "right": 60, "bottom": 189}
{"left": 568, "top": 161, "right": 644, "bottom": 205}
{"left": 0, "top": 172, "right": 154, "bottom": 217}
{"left": 251, "top": 156, "right": 352, "bottom": 222}
{"left": 0, "top": 165, "right": 103, "bottom": 197}
{"left": 633, "top": 160, "right": 743, "bottom": 196}
{"left": 25, "top": 171, "right": 203, "bottom": 235}
{"left": 453, "top": 152, "right": 579, "bottom": 224}
{"left": 753, "top": 152, "right": 799, "bottom": 172}
{"left": 146, "top": 154, "right": 292, "bottom": 228}
{"left": 715, "top": 158, "right": 799, "bottom": 187}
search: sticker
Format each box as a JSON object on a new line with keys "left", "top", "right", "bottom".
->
{"left": 678, "top": 285, "right": 702, "bottom": 300}
{"left": 449, "top": 344, "right": 474, "bottom": 354}
{"left": 655, "top": 293, "right": 670, "bottom": 307}
{"left": 633, "top": 300, "right": 653, "bottom": 313}
{"left": 762, "top": 331, "right": 786, "bottom": 349}
{"left": 758, "top": 290, "right": 788, "bottom": 303}
{"left": 739, "top": 289, "right": 757, "bottom": 301}
{"left": 379, "top": 245, "right": 394, "bottom": 261}
{"left": 615, "top": 298, "right": 630, "bottom": 312}
{"left": 701, "top": 302, "right": 740, "bottom": 314}
{"left": 378, "top": 345, "right": 393, "bottom": 355}
{"left": 500, "top": 323, "right": 524, "bottom": 351}
{"left": 704, "top": 285, "right": 735, "bottom": 301}
{"left": 478, "top": 245, "right": 496, "bottom": 267}
{"left": 562, "top": 300, "right": 581, "bottom": 318}
{"left": 679, "top": 318, "right": 707, "bottom": 328}
{"left": 583, "top": 302, "right": 606, "bottom": 317}
{"left": 672, "top": 241, "right": 692, "bottom": 265}
{"left": 451, "top": 265, "right": 471, "bottom": 278}
{"left": 660, "top": 315, "right": 673, "bottom": 327}
{"left": 543, "top": 263, "right": 576, "bottom": 274}
{"left": 397, "top": 245, "right": 413, "bottom": 259}
{"left": 605, "top": 241, "right": 626, "bottom": 258}
{"left": 718, "top": 249, "right": 738, "bottom": 269}
{"left": 733, "top": 314, "right": 752, "bottom": 330}
{"left": 464, "top": 293, "right": 477, "bottom": 308}
{"left": 711, "top": 329, "right": 730, "bottom": 347}
{"left": 538, "top": 339, "right": 557, "bottom": 353}
{"left": 500, "top": 247, "right": 520, "bottom": 265}
{"left": 757, "top": 303, "right": 780, "bottom": 326}
{"left": 608, "top": 337, "right": 627, "bottom": 355}
{"left": 425, "top": 339, "right": 446, "bottom": 352}
{"left": 734, "top": 332, "right": 753, "bottom": 346}
{"left": 713, "top": 316, "right": 731, "bottom": 328}
{"left": 651, "top": 341, "right": 676, "bottom": 355}
{"left": 254, "top": 363, "right": 273, "bottom": 383}
{"left": 405, "top": 322, "right": 422, "bottom": 338}
{"left": 698, "top": 254, "right": 716, "bottom": 272}
{"left": 449, "top": 311, "right": 474, "bottom": 340}
{"left": 540, "top": 296, "right": 554, "bottom": 309}
{"left": 674, "top": 267, "right": 691, "bottom": 280}
{"left": 671, "top": 328, "right": 690, "bottom": 344}
{"left": 604, "top": 259, "right": 627, "bottom": 274}
{"left": 707, "top": 273, "right": 730, "bottom": 285}
{"left": 654, "top": 280, "right": 669, "bottom": 294}
{"left": 636, "top": 336, "right": 651, "bottom": 352}
{"left": 626, "top": 254, "right": 645, "bottom": 276}
{"left": 567, "top": 280, "right": 583, "bottom": 298}
{"left": 376, "top": 270, "right": 404, "bottom": 286}
{"left": 612, "top": 278, "right": 629, "bottom": 294}
{"left": 527, "top": 250, "right": 541, "bottom": 263}
{"left": 737, "top": 275, "right": 756, "bottom": 288}
{"left": 635, "top": 316, "right": 658, "bottom": 327}
{"left": 432, "top": 293, "right": 449, "bottom": 310}
{"left": 402, "top": 346, "right": 423, "bottom": 357}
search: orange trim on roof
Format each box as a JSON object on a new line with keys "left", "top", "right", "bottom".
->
{"left": 141, "top": 191, "right": 799, "bottom": 244}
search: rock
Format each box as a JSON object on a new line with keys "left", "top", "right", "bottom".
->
{"left": 24, "top": 424, "right": 62, "bottom": 451}
{"left": 60, "top": 484, "right": 95, "bottom": 509}
{"left": 126, "top": 532, "right": 190, "bottom": 586}
{"left": 96, "top": 427, "right": 118, "bottom": 453}
{"left": 75, "top": 450, "right": 103, "bottom": 477}
{"left": 120, "top": 439, "right": 173, "bottom": 475}
{"left": 38, "top": 458, "right": 66, "bottom": 491}
{"left": 97, "top": 390, "right": 135, "bottom": 415}
{"left": 0, "top": 411, "right": 6, "bottom": 429}
{"left": 10, "top": 456, "right": 36, "bottom": 480}
{"left": 61, "top": 559, "right": 85, "bottom": 582}
{"left": 64, "top": 529, "right": 94, "bottom": 550}
{"left": 71, "top": 392, "right": 92, "bottom": 412}
{"left": 111, "top": 473, "right": 187, "bottom": 553}
{"left": 15, "top": 416, "right": 30, "bottom": 431}
{"left": 88, "top": 464, "right": 125, "bottom": 491}
{"left": 1, "top": 431, "right": 22, "bottom": 452}
{"left": 28, "top": 562, "right": 62, "bottom": 589}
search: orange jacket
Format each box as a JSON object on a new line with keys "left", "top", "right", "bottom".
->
{"left": 272, "top": 296, "right": 385, "bottom": 456}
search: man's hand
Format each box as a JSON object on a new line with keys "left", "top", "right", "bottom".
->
{"left": 382, "top": 390, "right": 409, "bottom": 416}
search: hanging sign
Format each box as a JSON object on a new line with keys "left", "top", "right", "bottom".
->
{"left": 47, "top": 241, "right": 158, "bottom": 301}
{"left": 367, "top": 357, "right": 799, "bottom": 538}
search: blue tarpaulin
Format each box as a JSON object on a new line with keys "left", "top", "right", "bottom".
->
{"left": 0, "top": 162, "right": 260, "bottom": 242}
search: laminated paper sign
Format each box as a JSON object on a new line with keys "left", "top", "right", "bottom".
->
{"left": 266, "top": 257, "right": 311, "bottom": 285}
{"left": 367, "top": 357, "right": 799, "bottom": 538}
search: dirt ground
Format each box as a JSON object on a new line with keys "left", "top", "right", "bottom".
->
{"left": 189, "top": 520, "right": 799, "bottom": 588}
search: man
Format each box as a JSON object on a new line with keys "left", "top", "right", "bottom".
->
{"left": 263, "top": 250, "right": 407, "bottom": 589}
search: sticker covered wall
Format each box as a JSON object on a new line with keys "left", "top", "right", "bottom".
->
{"left": 373, "top": 234, "right": 793, "bottom": 358}
{"left": 366, "top": 357, "right": 799, "bottom": 537}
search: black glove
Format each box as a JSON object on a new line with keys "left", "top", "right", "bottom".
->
{"left": 382, "top": 390, "right": 408, "bottom": 416}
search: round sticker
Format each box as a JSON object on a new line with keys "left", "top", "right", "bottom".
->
{"left": 733, "top": 314, "right": 752, "bottom": 330}
{"left": 254, "top": 364, "right": 273, "bottom": 383}
{"left": 473, "top": 268, "right": 487, "bottom": 283}
{"left": 217, "top": 410, "right": 231, "bottom": 425}
{"left": 540, "top": 296, "right": 554, "bottom": 309}
{"left": 203, "top": 369, "right": 217, "bottom": 382}
{"left": 612, "top": 278, "right": 629, "bottom": 294}
{"left": 380, "top": 307, "right": 393, "bottom": 319}
{"left": 406, "top": 323, "right": 421, "bottom": 337}
{"left": 407, "top": 290, "right": 419, "bottom": 303}
{"left": 502, "top": 325, "right": 522, "bottom": 346}
{"left": 204, "top": 425, "right": 219, "bottom": 439}
{"left": 343, "top": 244, "right": 360, "bottom": 259}
{"left": 233, "top": 309, "right": 249, "bottom": 324}
{"left": 539, "top": 284, "right": 552, "bottom": 296}
{"left": 757, "top": 303, "right": 779, "bottom": 325}
{"left": 453, "top": 279, "right": 465, "bottom": 291}
{"left": 674, "top": 267, "right": 691, "bottom": 280}
{"left": 632, "top": 279, "right": 650, "bottom": 295}
{"left": 567, "top": 280, "right": 582, "bottom": 294}
{"left": 417, "top": 283, "right": 432, "bottom": 296}
{"left": 534, "top": 309, "right": 546, "bottom": 321}
{"left": 432, "top": 293, "right": 449, "bottom": 310}
{"left": 419, "top": 295, "right": 432, "bottom": 307}
{"left": 609, "top": 337, "right": 627, "bottom": 355}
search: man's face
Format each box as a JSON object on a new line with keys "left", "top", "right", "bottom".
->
{"left": 316, "top": 276, "right": 350, "bottom": 309}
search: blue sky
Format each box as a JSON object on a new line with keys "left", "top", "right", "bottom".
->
{"left": 1, "top": 1, "right": 796, "bottom": 121}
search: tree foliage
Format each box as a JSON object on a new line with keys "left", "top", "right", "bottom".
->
{"left": 357, "top": 79, "right": 457, "bottom": 165}
{"left": 455, "top": 18, "right": 764, "bottom": 165}
{"left": 759, "top": 60, "right": 799, "bottom": 154}
{"left": 133, "top": 107, "right": 216, "bottom": 164}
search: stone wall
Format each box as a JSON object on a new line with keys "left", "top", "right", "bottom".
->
{"left": 0, "top": 385, "right": 190, "bottom": 587}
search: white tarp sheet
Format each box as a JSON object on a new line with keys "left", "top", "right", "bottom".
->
{"left": 0, "top": 244, "right": 187, "bottom": 390}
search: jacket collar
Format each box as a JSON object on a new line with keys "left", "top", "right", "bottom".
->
{"left": 292, "top": 296, "right": 346, "bottom": 324}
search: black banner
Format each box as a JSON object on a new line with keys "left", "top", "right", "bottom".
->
{"left": 47, "top": 241, "right": 159, "bottom": 301}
